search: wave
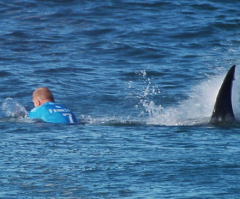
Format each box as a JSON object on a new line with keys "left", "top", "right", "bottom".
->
{"left": 2, "top": 68, "right": 240, "bottom": 127}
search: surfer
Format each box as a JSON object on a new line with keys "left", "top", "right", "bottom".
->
{"left": 28, "top": 87, "right": 77, "bottom": 124}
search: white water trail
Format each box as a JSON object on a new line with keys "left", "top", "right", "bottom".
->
{"left": 141, "top": 67, "right": 240, "bottom": 126}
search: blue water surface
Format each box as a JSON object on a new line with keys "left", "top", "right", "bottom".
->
{"left": 1, "top": 0, "right": 240, "bottom": 198}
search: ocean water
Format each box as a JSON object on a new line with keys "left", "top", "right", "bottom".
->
{"left": 1, "top": 0, "right": 240, "bottom": 198}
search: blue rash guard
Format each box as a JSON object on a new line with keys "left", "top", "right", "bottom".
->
{"left": 28, "top": 102, "right": 77, "bottom": 124}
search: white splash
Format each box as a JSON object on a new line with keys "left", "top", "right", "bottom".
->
{"left": 138, "top": 68, "right": 240, "bottom": 126}
{"left": 232, "top": 66, "right": 240, "bottom": 120}
{"left": 1, "top": 97, "right": 28, "bottom": 118}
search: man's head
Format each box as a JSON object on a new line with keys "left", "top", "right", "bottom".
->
{"left": 32, "top": 87, "right": 54, "bottom": 107}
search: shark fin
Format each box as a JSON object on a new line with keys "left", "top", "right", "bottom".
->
{"left": 211, "top": 65, "right": 236, "bottom": 122}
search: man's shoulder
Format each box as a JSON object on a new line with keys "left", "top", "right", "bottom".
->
{"left": 28, "top": 105, "right": 45, "bottom": 118}
{"left": 30, "top": 107, "right": 38, "bottom": 113}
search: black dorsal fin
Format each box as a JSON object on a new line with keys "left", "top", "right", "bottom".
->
{"left": 211, "top": 65, "right": 236, "bottom": 122}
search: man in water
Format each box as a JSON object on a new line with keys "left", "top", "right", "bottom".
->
{"left": 28, "top": 87, "right": 77, "bottom": 124}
